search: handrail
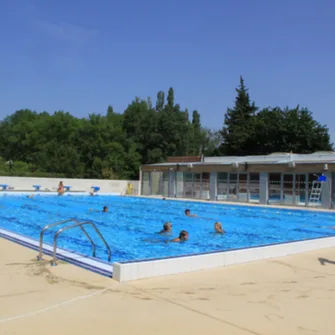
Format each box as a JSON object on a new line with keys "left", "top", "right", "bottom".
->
{"left": 78, "top": 225, "right": 97, "bottom": 258}
{"left": 37, "top": 219, "right": 79, "bottom": 260}
{"left": 51, "top": 221, "right": 112, "bottom": 266}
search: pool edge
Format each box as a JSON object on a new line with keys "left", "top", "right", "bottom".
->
{"left": 0, "top": 192, "right": 120, "bottom": 196}
{"left": 135, "top": 195, "right": 334, "bottom": 213}
{"left": 0, "top": 228, "right": 113, "bottom": 278}
{"left": 113, "top": 236, "right": 335, "bottom": 282}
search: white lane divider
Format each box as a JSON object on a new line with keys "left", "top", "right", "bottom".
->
{"left": 0, "top": 288, "right": 108, "bottom": 323}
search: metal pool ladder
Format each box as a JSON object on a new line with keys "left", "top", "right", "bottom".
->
{"left": 37, "top": 219, "right": 111, "bottom": 266}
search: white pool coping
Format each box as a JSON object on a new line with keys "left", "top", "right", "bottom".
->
{"left": 113, "top": 236, "right": 335, "bottom": 282}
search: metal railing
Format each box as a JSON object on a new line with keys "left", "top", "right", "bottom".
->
{"left": 37, "top": 219, "right": 111, "bottom": 265}
{"left": 51, "top": 221, "right": 111, "bottom": 266}
{"left": 37, "top": 219, "right": 78, "bottom": 261}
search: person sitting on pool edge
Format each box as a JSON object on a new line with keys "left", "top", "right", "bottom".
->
{"left": 57, "top": 181, "right": 64, "bottom": 196}
{"left": 171, "top": 230, "right": 189, "bottom": 242}
{"left": 214, "top": 222, "right": 225, "bottom": 234}
{"left": 185, "top": 209, "right": 197, "bottom": 217}
{"left": 159, "top": 222, "right": 172, "bottom": 234}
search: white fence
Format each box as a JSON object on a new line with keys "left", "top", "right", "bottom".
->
{"left": 0, "top": 176, "right": 139, "bottom": 195}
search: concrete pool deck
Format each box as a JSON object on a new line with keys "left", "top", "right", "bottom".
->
{"left": 1, "top": 238, "right": 335, "bottom": 335}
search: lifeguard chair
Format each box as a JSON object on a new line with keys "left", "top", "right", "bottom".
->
{"left": 308, "top": 174, "right": 327, "bottom": 207}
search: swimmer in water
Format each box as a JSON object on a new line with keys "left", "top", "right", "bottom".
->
{"left": 159, "top": 222, "right": 172, "bottom": 234}
{"left": 214, "top": 222, "right": 225, "bottom": 234}
{"left": 89, "top": 206, "right": 108, "bottom": 213}
{"left": 26, "top": 195, "right": 34, "bottom": 199}
{"left": 185, "top": 209, "right": 197, "bottom": 217}
{"left": 171, "top": 230, "right": 189, "bottom": 242}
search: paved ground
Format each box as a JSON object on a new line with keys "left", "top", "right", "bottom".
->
{"left": 0, "top": 238, "right": 334, "bottom": 335}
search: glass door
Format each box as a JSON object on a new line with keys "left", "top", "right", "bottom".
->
{"left": 295, "top": 174, "right": 307, "bottom": 206}
{"left": 268, "top": 173, "right": 281, "bottom": 204}
{"left": 249, "top": 173, "right": 260, "bottom": 203}
{"left": 238, "top": 173, "right": 248, "bottom": 202}
{"left": 183, "top": 173, "right": 193, "bottom": 198}
{"left": 228, "top": 173, "right": 238, "bottom": 200}
{"left": 283, "top": 174, "right": 294, "bottom": 205}
{"left": 217, "top": 172, "right": 228, "bottom": 201}
{"left": 200, "top": 172, "right": 210, "bottom": 199}
{"left": 193, "top": 173, "right": 201, "bottom": 199}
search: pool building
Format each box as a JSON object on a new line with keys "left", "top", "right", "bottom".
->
{"left": 140, "top": 152, "right": 335, "bottom": 209}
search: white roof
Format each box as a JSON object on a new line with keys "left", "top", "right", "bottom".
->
{"left": 144, "top": 152, "right": 335, "bottom": 167}
{"left": 204, "top": 152, "right": 335, "bottom": 164}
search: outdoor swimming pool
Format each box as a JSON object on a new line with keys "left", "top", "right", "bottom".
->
{"left": 0, "top": 195, "right": 335, "bottom": 263}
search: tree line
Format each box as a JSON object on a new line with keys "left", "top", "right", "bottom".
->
{"left": 0, "top": 78, "right": 332, "bottom": 179}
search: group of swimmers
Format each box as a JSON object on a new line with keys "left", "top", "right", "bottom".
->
{"left": 94, "top": 205, "right": 225, "bottom": 243}
{"left": 157, "top": 209, "right": 225, "bottom": 242}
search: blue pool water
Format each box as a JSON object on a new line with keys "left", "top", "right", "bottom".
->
{"left": 0, "top": 195, "right": 334, "bottom": 263}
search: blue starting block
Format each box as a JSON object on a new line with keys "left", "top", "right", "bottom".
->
{"left": 0, "top": 184, "right": 9, "bottom": 191}
{"left": 64, "top": 186, "right": 72, "bottom": 192}
{"left": 33, "top": 185, "right": 42, "bottom": 191}
{"left": 91, "top": 186, "right": 100, "bottom": 193}
{"left": 318, "top": 175, "right": 327, "bottom": 182}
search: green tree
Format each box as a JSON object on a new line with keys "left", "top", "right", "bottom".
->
{"left": 123, "top": 98, "right": 163, "bottom": 164}
{"left": 202, "top": 129, "right": 223, "bottom": 156}
{"left": 0, "top": 81, "right": 331, "bottom": 180}
{"left": 167, "top": 87, "right": 174, "bottom": 109}
{"left": 252, "top": 106, "right": 333, "bottom": 154}
{"left": 155, "top": 91, "right": 165, "bottom": 111}
{"left": 219, "top": 76, "right": 258, "bottom": 155}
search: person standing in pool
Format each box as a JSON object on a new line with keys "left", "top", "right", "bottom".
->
{"left": 57, "top": 181, "right": 65, "bottom": 196}
{"left": 185, "top": 209, "right": 197, "bottom": 217}
{"left": 171, "top": 230, "right": 189, "bottom": 242}
{"left": 214, "top": 222, "right": 225, "bottom": 234}
{"left": 159, "top": 222, "right": 172, "bottom": 234}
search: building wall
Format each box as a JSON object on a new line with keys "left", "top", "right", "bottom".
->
{"left": 0, "top": 176, "right": 139, "bottom": 194}
{"left": 140, "top": 169, "right": 333, "bottom": 209}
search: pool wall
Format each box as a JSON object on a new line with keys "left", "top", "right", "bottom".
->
{"left": 0, "top": 177, "right": 139, "bottom": 195}
{"left": 113, "top": 236, "right": 335, "bottom": 282}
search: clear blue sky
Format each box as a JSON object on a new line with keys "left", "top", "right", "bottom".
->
{"left": 0, "top": 0, "right": 334, "bottom": 141}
